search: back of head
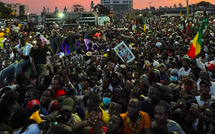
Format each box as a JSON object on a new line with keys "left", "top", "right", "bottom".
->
{"left": 87, "top": 92, "right": 100, "bottom": 107}
{"left": 9, "top": 107, "right": 28, "bottom": 130}
{"left": 76, "top": 47, "right": 82, "bottom": 54}
{"left": 42, "top": 75, "right": 52, "bottom": 86}
{"left": 16, "top": 73, "right": 26, "bottom": 86}
{"left": 1, "top": 90, "right": 18, "bottom": 105}
{"left": 46, "top": 124, "right": 72, "bottom": 134}
{"left": 152, "top": 125, "right": 170, "bottom": 134}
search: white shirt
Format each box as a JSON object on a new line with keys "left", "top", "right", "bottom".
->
{"left": 195, "top": 95, "right": 205, "bottom": 106}
{"left": 10, "top": 43, "right": 33, "bottom": 58}
{"left": 178, "top": 67, "right": 191, "bottom": 79}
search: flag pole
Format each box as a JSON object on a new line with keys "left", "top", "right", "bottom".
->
{"left": 186, "top": 0, "right": 189, "bottom": 19}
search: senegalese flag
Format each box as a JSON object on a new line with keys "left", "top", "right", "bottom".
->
{"left": 187, "top": 19, "right": 207, "bottom": 59}
{"left": 143, "top": 18, "right": 146, "bottom": 32}
{"left": 10, "top": 11, "right": 15, "bottom": 16}
{"left": 186, "top": 22, "right": 192, "bottom": 32}
{"left": 179, "top": 10, "right": 181, "bottom": 17}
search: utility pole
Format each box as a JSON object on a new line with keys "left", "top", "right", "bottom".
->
{"left": 186, "top": 0, "right": 189, "bottom": 19}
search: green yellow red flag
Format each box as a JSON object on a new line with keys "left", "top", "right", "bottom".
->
{"left": 143, "top": 18, "right": 146, "bottom": 32}
{"left": 187, "top": 19, "right": 207, "bottom": 59}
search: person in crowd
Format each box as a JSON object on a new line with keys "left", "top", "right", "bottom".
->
{"left": 64, "top": 31, "right": 82, "bottom": 53}
{"left": 9, "top": 107, "right": 40, "bottom": 134}
{"left": 14, "top": 73, "right": 28, "bottom": 105}
{"left": 100, "top": 89, "right": 113, "bottom": 115}
{"left": 178, "top": 55, "right": 191, "bottom": 79}
{"left": 152, "top": 101, "right": 186, "bottom": 134}
{"left": 46, "top": 124, "right": 73, "bottom": 134}
{"left": 141, "top": 84, "right": 164, "bottom": 119}
{"left": 0, "top": 36, "right": 32, "bottom": 88}
{"left": 25, "top": 38, "right": 55, "bottom": 80}
{"left": 195, "top": 79, "right": 212, "bottom": 107}
{"left": 85, "top": 92, "right": 110, "bottom": 124}
{"left": 0, "top": 90, "right": 20, "bottom": 125}
{"left": 55, "top": 98, "right": 81, "bottom": 130}
{"left": 40, "top": 89, "right": 58, "bottom": 114}
{"left": 170, "top": 69, "right": 179, "bottom": 84}
{"left": 24, "top": 88, "right": 40, "bottom": 106}
{"left": 120, "top": 98, "right": 151, "bottom": 134}
{"left": 71, "top": 47, "right": 84, "bottom": 65}
{"left": 50, "top": 30, "right": 61, "bottom": 54}
{"left": 51, "top": 77, "right": 66, "bottom": 99}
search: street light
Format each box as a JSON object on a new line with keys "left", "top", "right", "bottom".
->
{"left": 58, "top": 12, "right": 64, "bottom": 18}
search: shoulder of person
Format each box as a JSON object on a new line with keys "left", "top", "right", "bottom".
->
{"left": 26, "top": 42, "right": 33, "bottom": 47}
{"left": 167, "top": 119, "right": 181, "bottom": 127}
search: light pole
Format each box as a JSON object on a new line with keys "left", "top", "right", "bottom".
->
{"left": 186, "top": 0, "right": 189, "bottom": 19}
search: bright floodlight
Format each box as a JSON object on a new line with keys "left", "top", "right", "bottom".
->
{"left": 58, "top": 13, "right": 64, "bottom": 18}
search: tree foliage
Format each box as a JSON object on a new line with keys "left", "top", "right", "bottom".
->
{"left": 17, "top": 15, "right": 27, "bottom": 21}
{"left": 150, "top": 6, "right": 155, "bottom": 10}
{"left": 197, "top": 1, "right": 213, "bottom": 7}
{"left": 73, "top": 4, "right": 85, "bottom": 12}
{"left": 94, "top": 4, "right": 110, "bottom": 16}
{"left": 0, "top": 2, "right": 13, "bottom": 19}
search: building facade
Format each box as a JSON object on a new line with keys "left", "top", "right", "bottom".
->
{"left": 101, "top": 0, "right": 133, "bottom": 12}
{"left": 20, "top": 5, "right": 29, "bottom": 15}
{"left": 3, "top": 2, "right": 29, "bottom": 16}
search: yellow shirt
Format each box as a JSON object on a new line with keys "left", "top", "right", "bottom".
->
{"left": 120, "top": 111, "right": 151, "bottom": 134}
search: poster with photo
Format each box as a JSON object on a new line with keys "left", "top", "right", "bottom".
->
{"left": 114, "top": 41, "right": 136, "bottom": 63}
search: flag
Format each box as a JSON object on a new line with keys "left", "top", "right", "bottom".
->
{"left": 10, "top": 11, "right": 15, "bottom": 16}
{"left": 143, "top": 18, "right": 146, "bottom": 32}
{"left": 186, "top": 22, "right": 192, "bottom": 32}
{"left": 179, "top": 11, "right": 181, "bottom": 17}
{"left": 187, "top": 19, "right": 207, "bottom": 59}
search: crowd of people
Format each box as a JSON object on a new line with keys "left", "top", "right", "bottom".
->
{"left": 0, "top": 13, "right": 215, "bottom": 134}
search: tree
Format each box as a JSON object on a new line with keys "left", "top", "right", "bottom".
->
{"left": 178, "top": 3, "right": 183, "bottom": 8}
{"left": 0, "top": 2, "right": 13, "bottom": 19}
{"left": 150, "top": 6, "right": 155, "bottom": 10}
{"left": 94, "top": 4, "right": 110, "bottom": 16}
{"left": 73, "top": 4, "right": 85, "bottom": 12}
{"left": 17, "top": 15, "right": 27, "bottom": 21}
{"left": 159, "top": 6, "right": 163, "bottom": 10}
{"left": 197, "top": 1, "right": 213, "bottom": 7}
{"left": 173, "top": 4, "right": 177, "bottom": 9}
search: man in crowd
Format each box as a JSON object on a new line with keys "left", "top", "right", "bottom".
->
{"left": 0, "top": 36, "right": 32, "bottom": 88}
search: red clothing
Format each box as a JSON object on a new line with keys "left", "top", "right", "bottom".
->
{"left": 54, "top": 89, "right": 66, "bottom": 99}
{"left": 89, "top": 126, "right": 107, "bottom": 134}
{"left": 49, "top": 101, "right": 58, "bottom": 113}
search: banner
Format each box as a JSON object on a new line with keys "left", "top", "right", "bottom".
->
{"left": 114, "top": 41, "right": 135, "bottom": 63}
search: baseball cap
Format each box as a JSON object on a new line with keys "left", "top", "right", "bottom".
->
{"left": 61, "top": 98, "right": 74, "bottom": 112}
{"left": 170, "top": 69, "right": 179, "bottom": 76}
{"left": 182, "top": 54, "right": 191, "bottom": 62}
{"left": 26, "top": 99, "right": 40, "bottom": 110}
{"left": 200, "top": 79, "right": 211, "bottom": 87}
